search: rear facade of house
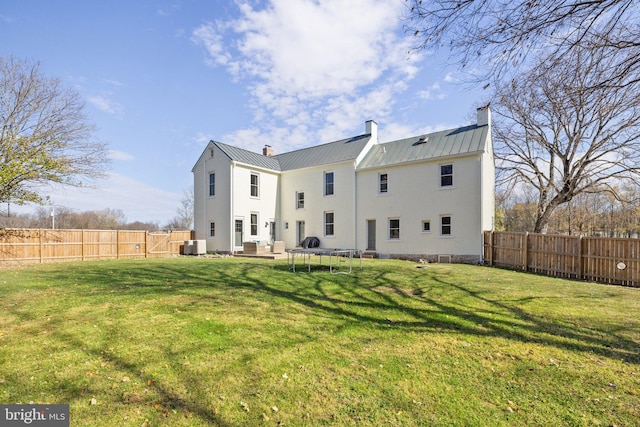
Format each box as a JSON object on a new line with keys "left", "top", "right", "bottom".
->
{"left": 192, "top": 107, "right": 495, "bottom": 262}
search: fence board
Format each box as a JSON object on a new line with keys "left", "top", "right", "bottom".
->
{"left": 0, "top": 229, "right": 193, "bottom": 264}
{"left": 484, "top": 231, "right": 640, "bottom": 287}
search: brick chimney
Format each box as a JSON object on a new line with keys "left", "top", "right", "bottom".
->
{"left": 263, "top": 145, "right": 274, "bottom": 156}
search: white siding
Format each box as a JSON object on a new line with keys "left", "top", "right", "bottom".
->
{"left": 356, "top": 154, "right": 484, "bottom": 257}
{"left": 279, "top": 162, "right": 356, "bottom": 249}
{"left": 193, "top": 144, "right": 232, "bottom": 253}
{"left": 231, "top": 164, "right": 279, "bottom": 248}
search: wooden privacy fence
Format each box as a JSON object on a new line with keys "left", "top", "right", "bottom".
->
{"left": 0, "top": 229, "right": 194, "bottom": 264}
{"left": 484, "top": 231, "right": 640, "bottom": 287}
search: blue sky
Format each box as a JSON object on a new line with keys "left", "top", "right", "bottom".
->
{"left": 1, "top": 0, "right": 487, "bottom": 225}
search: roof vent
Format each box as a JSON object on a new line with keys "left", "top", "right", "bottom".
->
{"left": 417, "top": 136, "right": 428, "bottom": 144}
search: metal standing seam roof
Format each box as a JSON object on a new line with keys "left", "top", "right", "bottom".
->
{"left": 274, "top": 134, "right": 370, "bottom": 171}
{"left": 213, "top": 141, "right": 282, "bottom": 171}
{"left": 357, "top": 124, "right": 489, "bottom": 170}
{"left": 207, "top": 123, "right": 488, "bottom": 172}
{"left": 213, "top": 134, "right": 372, "bottom": 172}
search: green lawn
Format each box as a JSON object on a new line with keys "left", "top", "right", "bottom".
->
{"left": 0, "top": 257, "right": 638, "bottom": 426}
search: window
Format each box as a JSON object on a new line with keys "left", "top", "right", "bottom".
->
{"left": 422, "top": 220, "right": 431, "bottom": 233}
{"left": 209, "top": 222, "right": 215, "bottom": 237}
{"left": 379, "top": 173, "right": 388, "bottom": 193}
{"left": 250, "top": 213, "right": 258, "bottom": 236}
{"left": 440, "top": 164, "right": 453, "bottom": 187}
{"left": 209, "top": 173, "right": 215, "bottom": 196}
{"left": 296, "top": 191, "right": 304, "bottom": 209}
{"left": 441, "top": 216, "right": 452, "bottom": 236}
{"left": 250, "top": 173, "right": 259, "bottom": 197}
{"left": 324, "top": 211, "right": 334, "bottom": 236}
{"left": 324, "top": 172, "right": 334, "bottom": 196}
{"left": 389, "top": 218, "right": 400, "bottom": 239}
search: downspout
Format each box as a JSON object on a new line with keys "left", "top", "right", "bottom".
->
{"left": 479, "top": 152, "right": 484, "bottom": 264}
{"left": 230, "top": 161, "right": 235, "bottom": 253}
{"left": 354, "top": 161, "right": 358, "bottom": 250}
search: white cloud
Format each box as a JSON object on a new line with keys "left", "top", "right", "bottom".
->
{"left": 417, "top": 82, "right": 447, "bottom": 100}
{"left": 87, "top": 95, "right": 124, "bottom": 117}
{"left": 192, "top": 0, "right": 422, "bottom": 153}
{"left": 108, "top": 150, "right": 134, "bottom": 161}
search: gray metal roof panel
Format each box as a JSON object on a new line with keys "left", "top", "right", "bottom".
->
{"left": 213, "top": 141, "right": 282, "bottom": 171}
{"left": 275, "top": 134, "right": 370, "bottom": 171}
{"left": 358, "top": 124, "right": 488, "bottom": 169}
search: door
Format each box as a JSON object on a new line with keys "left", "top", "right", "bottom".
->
{"left": 296, "top": 221, "right": 305, "bottom": 246}
{"left": 269, "top": 221, "right": 276, "bottom": 243}
{"left": 367, "top": 220, "right": 376, "bottom": 250}
{"left": 234, "top": 219, "right": 244, "bottom": 248}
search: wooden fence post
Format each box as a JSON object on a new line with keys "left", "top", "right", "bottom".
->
{"left": 523, "top": 232, "right": 529, "bottom": 272}
{"left": 489, "top": 231, "right": 494, "bottom": 266}
{"left": 578, "top": 235, "right": 584, "bottom": 280}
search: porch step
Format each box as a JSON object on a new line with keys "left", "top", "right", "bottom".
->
{"left": 363, "top": 251, "right": 377, "bottom": 259}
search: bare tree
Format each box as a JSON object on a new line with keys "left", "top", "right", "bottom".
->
{"left": 0, "top": 56, "right": 110, "bottom": 207}
{"left": 493, "top": 43, "right": 640, "bottom": 233}
{"left": 165, "top": 187, "right": 194, "bottom": 230}
{"left": 404, "top": 0, "right": 640, "bottom": 87}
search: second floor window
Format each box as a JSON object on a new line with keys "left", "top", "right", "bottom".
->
{"left": 209, "top": 173, "right": 215, "bottom": 196}
{"left": 324, "top": 172, "right": 334, "bottom": 196}
{"left": 379, "top": 173, "right": 388, "bottom": 193}
{"left": 440, "top": 164, "right": 453, "bottom": 187}
{"left": 250, "top": 173, "right": 259, "bottom": 197}
{"left": 296, "top": 191, "right": 304, "bottom": 209}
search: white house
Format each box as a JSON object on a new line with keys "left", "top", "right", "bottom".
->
{"left": 192, "top": 106, "right": 494, "bottom": 262}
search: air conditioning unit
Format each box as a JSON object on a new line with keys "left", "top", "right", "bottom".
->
{"left": 193, "top": 240, "right": 206, "bottom": 256}
{"left": 183, "top": 240, "right": 194, "bottom": 255}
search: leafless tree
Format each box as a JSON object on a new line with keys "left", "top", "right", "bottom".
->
{"left": 493, "top": 43, "right": 640, "bottom": 233}
{"left": 404, "top": 0, "right": 640, "bottom": 87}
{"left": 0, "top": 56, "right": 109, "bottom": 207}
{"left": 165, "top": 187, "right": 194, "bottom": 230}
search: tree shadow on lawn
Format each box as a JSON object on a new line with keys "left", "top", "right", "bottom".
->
{"left": 236, "top": 264, "right": 640, "bottom": 365}
{"left": 4, "top": 259, "right": 639, "bottom": 425}
{"left": 42, "top": 259, "right": 640, "bottom": 365}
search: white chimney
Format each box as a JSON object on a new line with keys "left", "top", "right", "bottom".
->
{"left": 365, "top": 120, "right": 378, "bottom": 142}
{"left": 477, "top": 105, "right": 491, "bottom": 127}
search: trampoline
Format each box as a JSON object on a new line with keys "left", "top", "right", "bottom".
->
{"left": 286, "top": 248, "right": 363, "bottom": 274}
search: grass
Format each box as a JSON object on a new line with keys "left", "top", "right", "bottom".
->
{"left": 0, "top": 257, "right": 638, "bottom": 426}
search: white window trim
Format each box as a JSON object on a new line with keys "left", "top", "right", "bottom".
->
{"left": 440, "top": 215, "right": 453, "bottom": 237}
{"left": 324, "top": 171, "right": 335, "bottom": 197}
{"left": 209, "top": 221, "right": 215, "bottom": 238}
{"left": 324, "top": 211, "right": 335, "bottom": 237}
{"left": 296, "top": 191, "right": 305, "bottom": 210}
{"left": 379, "top": 172, "right": 389, "bottom": 194}
{"left": 388, "top": 217, "right": 400, "bottom": 240}
{"left": 439, "top": 163, "right": 454, "bottom": 189}
{"left": 250, "top": 212, "right": 259, "bottom": 237}
{"left": 208, "top": 172, "right": 216, "bottom": 198}
{"left": 250, "top": 172, "right": 260, "bottom": 198}
{"left": 421, "top": 220, "right": 432, "bottom": 233}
